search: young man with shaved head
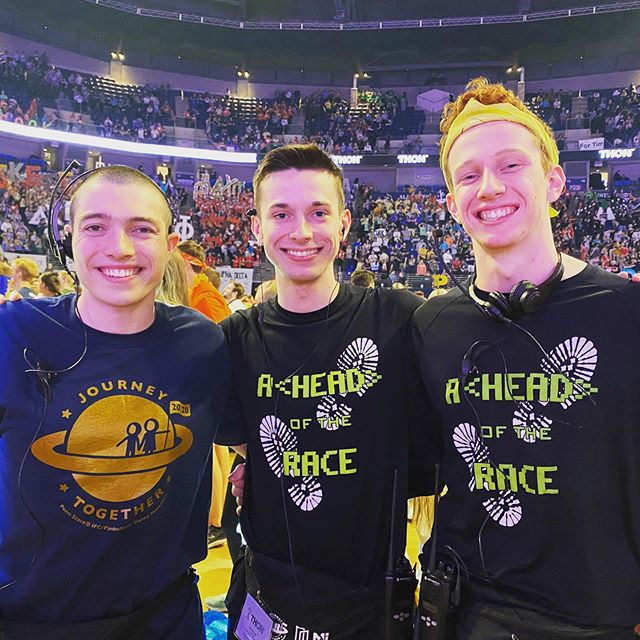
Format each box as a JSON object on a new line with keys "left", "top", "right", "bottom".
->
{"left": 0, "top": 166, "right": 230, "bottom": 639}
{"left": 412, "top": 78, "right": 640, "bottom": 639}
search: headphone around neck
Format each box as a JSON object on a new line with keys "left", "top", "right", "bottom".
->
{"left": 470, "top": 252, "right": 565, "bottom": 322}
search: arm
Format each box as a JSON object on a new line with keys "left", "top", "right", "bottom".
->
{"left": 0, "top": 292, "right": 23, "bottom": 304}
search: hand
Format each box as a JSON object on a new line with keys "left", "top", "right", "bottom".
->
{"left": 0, "top": 292, "right": 22, "bottom": 304}
{"left": 228, "top": 463, "right": 246, "bottom": 513}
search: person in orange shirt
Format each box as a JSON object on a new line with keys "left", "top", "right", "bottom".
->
{"left": 178, "top": 240, "right": 231, "bottom": 324}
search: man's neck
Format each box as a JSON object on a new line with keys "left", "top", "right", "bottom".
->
{"left": 274, "top": 272, "right": 340, "bottom": 313}
{"left": 473, "top": 238, "right": 560, "bottom": 292}
{"left": 77, "top": 295, "right": 156, "bottom": 334}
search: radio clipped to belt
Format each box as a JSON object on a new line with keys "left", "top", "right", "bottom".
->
{"left": 413, "top": 464, "right": 462, "bottom": 640}
{"left": 384, "top": 469, "right": 418, "bottom": 640}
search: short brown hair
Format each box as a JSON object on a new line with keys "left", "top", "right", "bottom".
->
{"left": 205, "top": 266, "right": 221, "bottom": 289}
{"left": 350, "top": 269, "right": 376, "bottom": 288}
{"left": 439, "top": 77, "right": 555, "bottom": 186}
{"left": 70, "top": 165, "right": 172, "bottom": 230}
{"left": 253, "top": 144, "right": 345, "bottom": 211}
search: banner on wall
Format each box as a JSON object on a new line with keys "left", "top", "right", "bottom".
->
{"left": 578, "top": 138, "right": 604, "bottom": 151}
{"left": 217, "top": 267, "right": 254, "bottom": 294}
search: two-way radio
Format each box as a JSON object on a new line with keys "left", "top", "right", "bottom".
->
{"left": 413, "top": 464, "right": 461, "bottom": 640}
{"left": 384, "top": 469, "right": 417, "bottom": 640}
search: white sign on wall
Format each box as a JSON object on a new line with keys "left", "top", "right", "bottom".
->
{"left": 578, "top": 137, "right": 605, "bottom": 151}
{"left": 5, "top": 252, "right": 48, "bottom": 272}
{"left": 217, "top": 267, "right": 254, "bottom": 295}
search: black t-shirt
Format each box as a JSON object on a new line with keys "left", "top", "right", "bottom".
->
{"left": 412, "top": 265, "right": 640, "bottom": 627}
{"left": 216, "top": 284, "right": 433, "bottom": 603}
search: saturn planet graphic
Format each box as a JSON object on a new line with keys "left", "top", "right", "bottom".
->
{"left": 31, "top": 395, "right": 192, "bottom": 501}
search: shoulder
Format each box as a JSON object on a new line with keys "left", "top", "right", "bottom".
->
{"left": 413, "top": 287, "right": 468, "bottom": 329}
{"left": 157, "top": 302, "right": 226, "bottom": 346}
{"left": 370, "top": 286, "right": 425, "bottom": 315}
{"left": 0, "top": 295, "right": 77, "bottom": 356}
{"left": 342, "top": 285, "right": 423, "bottom": 321}
{"left": 575, "top": 265, "right": 640, "bottom": 313}
{"left": 220, "top": 303, "right": 259, "bottom": 339}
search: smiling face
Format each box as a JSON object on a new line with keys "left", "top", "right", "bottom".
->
{"left": 252, "top": 168, "right": 351, "bottom": 289}
{"left": 445, "top": 120, "right": 565, "bottom": 256}
{"left": 71, "top": 180, "right": 178, "bottom": 325}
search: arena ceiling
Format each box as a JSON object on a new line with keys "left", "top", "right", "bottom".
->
{"left": 1, "top": 0, "right": 639, "bottom": 80}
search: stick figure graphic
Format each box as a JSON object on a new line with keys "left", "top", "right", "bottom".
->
{"left": 141, "top": 418, "right": 160, "bottom": 454}
{"left": 116, "top": 422, "right": 142, "bottom": 457}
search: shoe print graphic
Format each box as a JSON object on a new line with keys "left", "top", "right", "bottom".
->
{"left": 540, "top": 337, "right": 598, "bottom": 409}
{"left": 259, "top": 415, "right": 322, "bottom": 512}
{"left": 452, "top": 422, "right": 522, "bottom": 527}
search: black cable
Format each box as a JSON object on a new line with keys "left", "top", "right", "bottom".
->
{"left": 0, "top": 295, "right": 88, "bottom": 593}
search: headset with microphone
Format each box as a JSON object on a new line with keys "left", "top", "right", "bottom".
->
{"left": 47, "top": 160, "right": 177, "bottom": 274}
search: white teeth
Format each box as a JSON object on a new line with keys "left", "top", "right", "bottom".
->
{"left": 285, "top": 249, "right": 319, "bottom": 257}
{"left": 479, "top": 206, "right": 516, "bottom": 221}
{"left": 101, "top": 268, "right": 138, "bottom": 278}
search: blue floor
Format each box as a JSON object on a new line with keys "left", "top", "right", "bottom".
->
{"left": 204, "top": 610, "right": 228, "bottom": 639}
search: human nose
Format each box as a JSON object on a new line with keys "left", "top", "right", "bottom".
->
{"left": 477, "top": 168, "right": 506, "bottom": 199}
{"left": 106, "top": 227, "right": 135, "bottom": 257}
{"left": 289, "top": 217, "right": 312, "bottom": 242}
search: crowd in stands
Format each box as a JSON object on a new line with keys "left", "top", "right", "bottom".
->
{"left": 526, "top": 84, "right": 640, "bottom": 148}
{"left": 347, "top": 183, "right": 640, "bottom": 285}
{"left": 1, "top": 49, "right": 429, "bottom": 152}
{"left": 585, "top": 85, "right": 640, "bottom": 148}
{"left": 0, "top": 50, "right": 173, "bottom": 142}
{"left": 6, "top": 45, "right": 640, "bottom": 155}
{"left": 303, "top": 88, "right": 423, "bottom": 153}
{"left": 2, "top": 154, "right": 639, "bottom": 287}
{"left": 189, "top": 183, "right": 259, "bottom": 267}
{"left": 0, "top": 166, "right": 51, "bottom": 254}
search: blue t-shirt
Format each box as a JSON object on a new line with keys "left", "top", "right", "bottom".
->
{"left": 0, "top": 295, "right": 230, "bottom": 622}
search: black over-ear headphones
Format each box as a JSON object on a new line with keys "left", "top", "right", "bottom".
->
{"left": 471, "top": 252, "right": 564, "bottom": 322}
{"left": 47, "top": 161, "right": 176, "bottom": 268}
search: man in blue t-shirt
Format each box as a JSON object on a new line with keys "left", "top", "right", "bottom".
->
{"left": 0, "top": 166, "right": 230, "bottom": 639}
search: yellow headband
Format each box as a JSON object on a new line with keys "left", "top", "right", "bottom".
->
{"left": 441, "top": 99, "right": 560, "bottom": 217}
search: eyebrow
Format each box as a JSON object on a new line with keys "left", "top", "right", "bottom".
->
{"left": 77, "top": 213, "right": 161, "bottom": 226}
{"left": 453, "top": 148, "right": 530, "bottom": 174}
{"left": 267, "top": 200, "right": 332, "bottom": 210}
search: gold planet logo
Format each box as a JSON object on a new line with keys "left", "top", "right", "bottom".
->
{"left": 32, "top": 395, "right": 192, "bottom": 502}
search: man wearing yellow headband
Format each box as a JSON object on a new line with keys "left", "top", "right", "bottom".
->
{"left": 413, "top": 78, "right": 640, "bottom": 638}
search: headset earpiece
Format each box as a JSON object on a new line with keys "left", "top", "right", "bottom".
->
{"left": 509, "top": 280, "right": 541, "bottom": 315}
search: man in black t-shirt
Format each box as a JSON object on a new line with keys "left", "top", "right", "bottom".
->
{"left": 412, "top": 78, "right": 640, "bottom": 638}
{"left": 215, "top": 145, "right": 433, "bottom": 640}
